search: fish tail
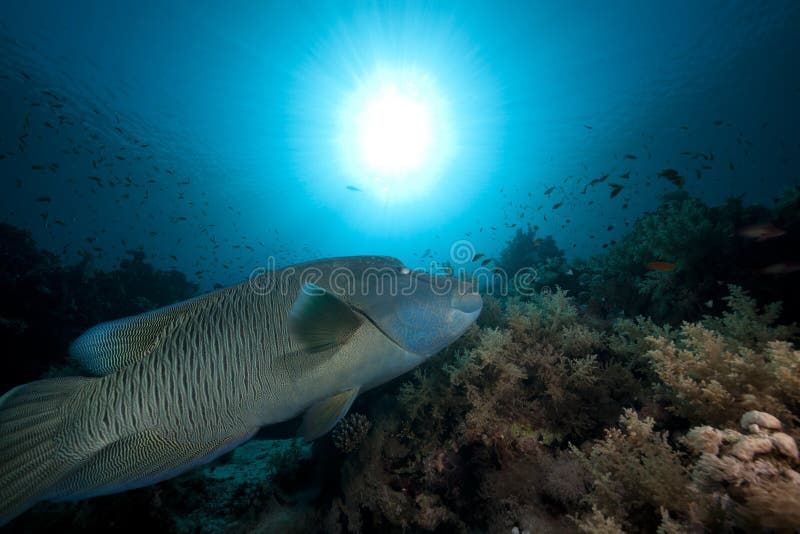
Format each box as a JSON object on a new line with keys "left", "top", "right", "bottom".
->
{"left": 0, "top": 377, "right": 92, "bottom": 526}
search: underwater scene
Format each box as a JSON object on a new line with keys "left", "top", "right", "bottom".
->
{"left": 1, "top": 1, "right": 799, "bottom": 532}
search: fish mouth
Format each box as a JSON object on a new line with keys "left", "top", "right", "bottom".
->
{"left": 451, "top": 291, "right": 482, "bottom": 315}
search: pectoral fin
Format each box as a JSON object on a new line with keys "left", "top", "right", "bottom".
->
{"left": 300, "top": 386, "right": 360, "bottom": 442}
{"left": 289, "top": 283, "right": 362, "bottom": 353}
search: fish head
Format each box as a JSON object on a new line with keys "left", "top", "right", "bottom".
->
{"left": 303, "top": 256, "right": 482, "bottom": 358}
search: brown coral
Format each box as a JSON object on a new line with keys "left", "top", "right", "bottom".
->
{"left": 571, "top": 409, "right": 690, "bottom": 529}
{"left": 683, "top": 412, "right": 800, "bottom": 530}
{"left": 331, "top": 413, "right": 371, "bottom": 453}
{"left": 647, "top": 323, "right": 799, "bottom": 432}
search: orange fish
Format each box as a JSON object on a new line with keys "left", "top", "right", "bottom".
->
{"left": 759, "top": 261, "right": 800, "bottom": 275}
{"left": 646, "top": 261, "right": 678, "bottom": 271}
{"left": 738, "top": 223, "right": 786, "bottom": 241}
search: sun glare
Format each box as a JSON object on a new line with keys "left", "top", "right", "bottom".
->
{"left": 338, "top": 68, "right": 453, "bottom": 203}
{"left": 357, "top": 86, "right": 433, "bottom": 175}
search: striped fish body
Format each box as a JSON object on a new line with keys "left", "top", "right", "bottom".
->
{"left": 29, "top": 275, "right": 302, "bottom": 504}
{"left": 81, "top": 276, "right": 301, "bottom": 444}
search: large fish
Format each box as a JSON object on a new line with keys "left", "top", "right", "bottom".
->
{"left": 0, "top": 256, "right": 481, "bottom": 525}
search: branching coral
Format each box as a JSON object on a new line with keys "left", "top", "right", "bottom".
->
{"left": 332, "top": 413, "right": 372, "bottom": 453}
{"left": 326, "top": 418, "right": 464, "bottom": 532}
{"left": 702, "top": 284, "right": 797, "bottom": 349}
{"left": 609, "top": 316, "right": 675, "bottom": 362}
{"left": 436, "top": 288, "right": 623, "bottom": 442}
{"left": 683, "top": 411, "right": 800, "bottom": 530}
{"left": 572, "top": 506, "right": 625, "bottom": 534}
{"left": 371, "top": 286, "right": 638, "bottom": 532}
{"left": 571, "top": 409, "right": 690, "bottom": 530}
{"left": 647, "top": 321, "right": 799, "bottom": 431}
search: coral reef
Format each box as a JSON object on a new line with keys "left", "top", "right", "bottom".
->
{"left": 574, "top": 193, "right": 745, "bottom": 322}
{"left": 574, "top": 192, "right": 800, "bottom": 325}
{"left": 332, "top": 413, "right": 372, "bottom": 453}
{"left": 684, "top": 411, "right": 800, "bottom": 530}
{"left": 2, "top": 186, "right": 798, "bottom": 533}
{"left": 645, "top": 286, "right": 799, "bottom": 432}
{"left": 498, "top": 226, "right": 566, "bottom": 288}
{"left": 571, "top": 409, "right": 690, "bottom": 531}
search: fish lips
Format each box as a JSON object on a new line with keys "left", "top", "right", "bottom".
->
{"left": 451, "top": 290, "right": 482, "bottom": 315}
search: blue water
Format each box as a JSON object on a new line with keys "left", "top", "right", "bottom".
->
{"left": 0, "top": 0, "right": 798, "bottom": 288}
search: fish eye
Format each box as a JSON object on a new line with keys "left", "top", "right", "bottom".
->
{"left": 398, "top": 266, "right": 411, "bottom": 275}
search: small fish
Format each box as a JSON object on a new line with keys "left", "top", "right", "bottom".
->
{"left": 480, "top": 258, "right": 492, "bottom": 266}
{"left": 584, "top": 124, "right": 592, "bottom": 129}
{"left": 712, "top": 120, "right": 724, "bottom": 126}
{"left": 620, "top": 171, "right": 630, "bottom": 179}
{"left": 623, "top": 154, "right": 637, "bottom": 160}
{"left": 544, "top": 186, "right": 555, "bottom": 196}
{"left": 472, "top": 253, "right": 485, "bottom": 262}
{"left": 566, "top": 269, "right": 574, "bottom": 276}
{"left": 36, "top": 196, "right": 52, "bottom": 202}
{"left": 609, "top": 183, "right": 624, "bottom": 198}
{"left": 589, "top": 174, "right": 609, "bottom": 186}
{"left": 346, "top": 185, "right": 361, "bottom": 192}
{"left": 646, "top": 261, "right": 678, "bottom": 272}
{"left": 759, "top": 261, "right": 800, "bottom": 275}
{"left": 704, "top": 299, "right": 714, "bottom": 308}
{"left": 738, "top": 223, "right": 786, "bottom": 241}
{"left": 552, "top": 202, "right": 563, "bottom": 209}
{"left": 657, "top": 169, "right": 684, "bottom": 188}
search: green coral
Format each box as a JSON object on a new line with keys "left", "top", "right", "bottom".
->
{"left": 498, "top": 226, "right": 565, "bottom": 279}
{"left": 576, "top": 194, "right": 750, "bottom": 323}
{"left": 702, "top": 284, "right": 797, "bottom": 349}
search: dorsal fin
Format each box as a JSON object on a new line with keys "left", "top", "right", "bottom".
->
{"left": 69, "top": 294, "right": 209, "bottom": 375}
